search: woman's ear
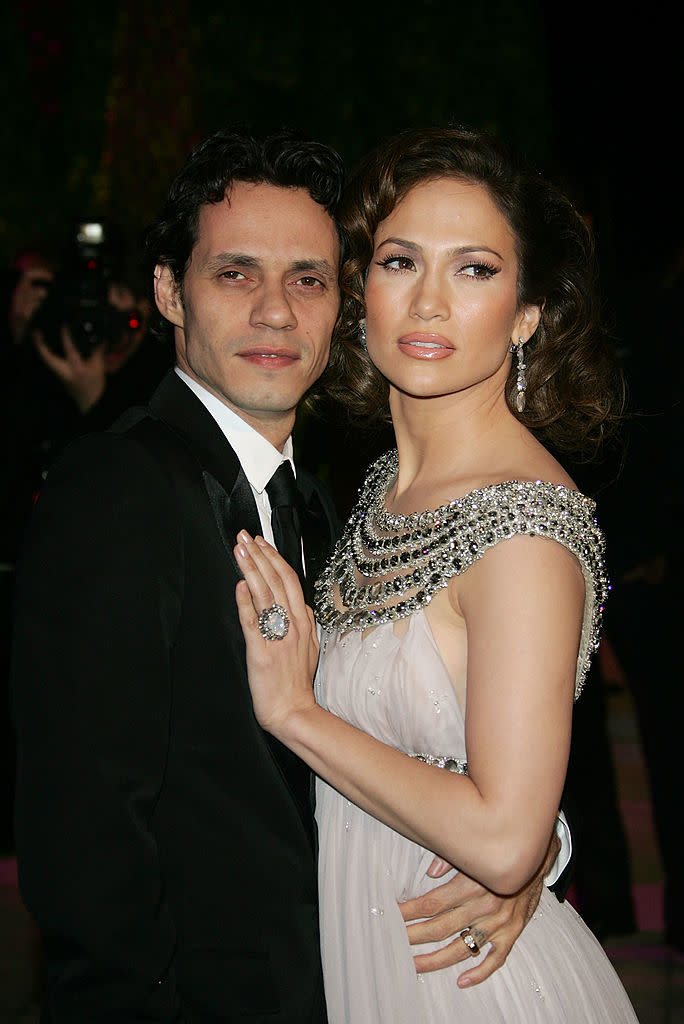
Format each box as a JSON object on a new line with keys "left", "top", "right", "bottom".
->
{"left": 514, "top": 303, "right": 541, "bottom": 344}
{"left": 154, "top": 265, "right": 184, "bottom": 329}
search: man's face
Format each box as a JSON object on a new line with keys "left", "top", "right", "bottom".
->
{"left": 156, "top": 182, "right": 340, "bottom": 446}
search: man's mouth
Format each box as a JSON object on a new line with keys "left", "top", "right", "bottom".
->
{"left": 238, "top": 346, "right": 300, "bottom": 367}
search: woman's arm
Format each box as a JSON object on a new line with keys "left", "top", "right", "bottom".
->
{"left": 235, "top": 529, "right": 584, "bottom": 894}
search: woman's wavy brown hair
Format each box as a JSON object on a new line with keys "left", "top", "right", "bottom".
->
{"left": 320, "top": 126, "right": 624, "bottom": 456}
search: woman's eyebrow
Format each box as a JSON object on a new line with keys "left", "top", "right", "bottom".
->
{"left": 374, "top": 237, "right": 503, "bottom": 261}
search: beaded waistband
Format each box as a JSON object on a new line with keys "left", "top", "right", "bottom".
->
{"left": 413, "top": 754, "right": 468, "bottom": 775}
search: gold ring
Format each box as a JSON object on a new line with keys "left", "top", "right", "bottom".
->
{"left": 461, "top": 927, "right": 481, "bottom": 957}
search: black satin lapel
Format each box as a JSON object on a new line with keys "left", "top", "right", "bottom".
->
{"left": 203, "top": 466, "right": 315, "bottom": 848}
{"left": 203, "top": 468, "right": 261, "bottom": 576}
{"left": 150, "top": 372, "right": 246, "bottom": 498}
{"left": 226, "top": 467, "right": 262, "bottom": 545}
{"left": 150, "top": 376, "right": 317, "bottom": 846}
{"left": 299, "top": 490, "right": 334, "bottom": 604}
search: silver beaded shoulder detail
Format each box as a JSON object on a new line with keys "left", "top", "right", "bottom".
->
{"left": 314, "top": 450, "right": 609, "bottom": 699}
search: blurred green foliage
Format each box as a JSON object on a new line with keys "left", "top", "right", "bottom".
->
{"left": 1, "top": 0, "right": 552, "bottom": 272}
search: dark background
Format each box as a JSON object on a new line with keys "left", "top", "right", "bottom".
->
{"left": 1, "top": 0, "right": 682, "bottom": 964}
{"left": 1, "top": 1, "right": 680, "bottom": 303}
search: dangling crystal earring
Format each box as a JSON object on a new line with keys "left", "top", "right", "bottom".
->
{"left": 359, "top": 319, "right": 368, "bottom": 352}
{"left": 511, "top": 337, "right": 526, "bottom": 412}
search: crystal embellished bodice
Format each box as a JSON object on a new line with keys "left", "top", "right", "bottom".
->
{"left": 314, "top": 450, "right": 609, "bottom": 698}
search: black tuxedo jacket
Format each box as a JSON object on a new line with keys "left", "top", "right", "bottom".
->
{"left": 11, "top": 371, "right": 338, "bottom": 1023}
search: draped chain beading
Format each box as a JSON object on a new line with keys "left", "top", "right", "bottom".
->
{"left": 314, "top": 450, "right": 609, "bottom": 699}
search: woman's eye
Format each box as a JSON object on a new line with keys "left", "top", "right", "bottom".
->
{"left": 460, "top": 263, "right": 497, "bottom": 279}
{"left": 378, "top": 255, "right": 415, "bottom": 272}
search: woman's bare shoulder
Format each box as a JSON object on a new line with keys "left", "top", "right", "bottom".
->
{"left": 477, "top": 434, "right": 577, "bottom": 493}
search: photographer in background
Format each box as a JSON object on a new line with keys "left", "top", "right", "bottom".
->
{"left": 1, "top": 230, "right": 171, "bottom": 855}
{"left": 28, "top": 220, "right": 173, "bottom": 452}
{"left": 34, "top": 281, "right": 172, "bottom": 435}
{"left": 3, "top": 224, "right": 172, "bottom": 563}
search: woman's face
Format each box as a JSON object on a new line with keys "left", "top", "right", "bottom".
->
{"left": 364, "top": 177, "right": 538, "bottom": 406}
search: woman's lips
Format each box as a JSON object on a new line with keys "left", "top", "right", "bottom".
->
{"left": 397, "top": 333, "right": 454, "bottom": 360}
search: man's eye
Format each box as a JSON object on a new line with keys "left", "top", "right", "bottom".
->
{"left": 297, "top": 276, "right": 323, "bottom": 288}
{"left": 219, "top": 270, "right": 246, "bottom": 280}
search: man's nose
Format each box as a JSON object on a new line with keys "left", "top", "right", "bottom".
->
{"left": 249, "top": 281, "right": 297, "bottom": 330}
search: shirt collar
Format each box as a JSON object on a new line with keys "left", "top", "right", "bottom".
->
{"left": 174, "top": 368, "right": 294, "bottom": 492}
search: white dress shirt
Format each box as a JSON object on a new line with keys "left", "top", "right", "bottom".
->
{"left": 175, "top": 368, "right": 295, "bottom": 546}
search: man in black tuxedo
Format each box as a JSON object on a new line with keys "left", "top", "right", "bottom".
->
{"left": 11, "top": 128, "right": 563, "bottom": 1022}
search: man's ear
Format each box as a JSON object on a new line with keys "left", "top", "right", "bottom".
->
{"left": 154, "top": 265, "right": 184, "bottom": 329}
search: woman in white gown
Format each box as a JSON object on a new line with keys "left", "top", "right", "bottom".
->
{"left": 234, "top": 127, "right": 639, "bottom": 1022}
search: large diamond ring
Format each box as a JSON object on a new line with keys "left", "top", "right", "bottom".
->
{"left": 257, "top": 604, "right": 290, "bottom": 641}
{"left": 461, "top": 927, "right": 481, "bottom": 957}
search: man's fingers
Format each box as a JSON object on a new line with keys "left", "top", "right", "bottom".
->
{"left": 413, "top": 936, "right": 471, "bottom": 974}
{"left": 399, "top": 871, "right": 475, "bottom": 923}
{"left": 60, "top": 327, "right": 85, "bottom": 364}
{"left": 414, "top": 937, "right": 510, "bottom": 984}
{"left": 406, "top": 911, "right": 467, "bottom": 945}
{"left": 456, "top": 944, "right": 509, "bottom": 987}
{"left": 34, "top": 332, "right": 66, "bottom": 373}
{"left": 403, "top": 862, "right": 541, "bottom": 985}
{"left": 426, "top": 856, "right": 453, "bottom": 878}
{"left": 400, "top": 889, "right": 453, "bottom": 924}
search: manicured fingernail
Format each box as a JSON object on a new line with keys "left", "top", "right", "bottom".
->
{"left": 427, "top": 857, "right": 449, "bottom": 877}
{"left": 237, "top": 530, "right": 252, "bottom": 544}
{"left": 255, "top": 535, "right": 268, "bottom": 547}
{"left": 235, "top": 544, "right": 247, "bottom": 559}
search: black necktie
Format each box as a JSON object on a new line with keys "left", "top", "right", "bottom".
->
{"left": 264, "top": 461, "right": 315, "bottom": 850}
{"left": 266, "top": 461, "right": 306, "bottom": 590}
